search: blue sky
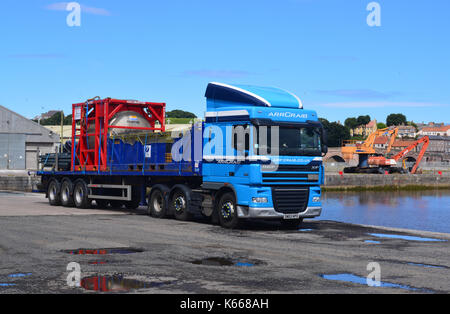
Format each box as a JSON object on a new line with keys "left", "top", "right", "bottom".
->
{"left": 0, "top": 0, "right": 449, "bottom": 124}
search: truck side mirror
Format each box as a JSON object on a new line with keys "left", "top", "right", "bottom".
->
{"left": 321, "top": 128, "right": 328, "bottom": 155}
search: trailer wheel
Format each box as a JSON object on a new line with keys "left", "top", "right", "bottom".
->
{"left": 60, "top": 179, "right": 74, "bottom": 207}
{"left": 149, "top": 185, "right": 169, "bottom": 218}
{"left": 218, "top": 192, "right": 241, "bottom": 229}
{"left": 48, "top": 179, "right": 61, "bottom": 206}
{"left": 171, "top": 188, "right": 193, "bottom": 221}
{"left": 73, "top": 180, "right": 91, "bottom": 209}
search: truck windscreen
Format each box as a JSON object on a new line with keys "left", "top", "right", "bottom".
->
{"left": 254, "top": 126, "right": 322, "bottom": 157}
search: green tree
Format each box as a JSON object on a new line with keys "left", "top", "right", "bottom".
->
{"left": 320, "top": 118, "right": 350, "bottom": 147}
{"left": 386, "top": 113, "right": 407, "bottom": 126}
{"left": 166, "top": 110, "right": 197, "bottom": 119}
{"left": 377, "top": 122, "right": 387, "bottom": 129}
{"left": 344, "top": 117, "right": 358, "bottom": 130}
{"left": 356, "top": 115, "right": 371, "bottom": 126}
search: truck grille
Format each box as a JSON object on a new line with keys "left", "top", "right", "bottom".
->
{"left": 272, "top": 187, "right": 309, "bottom": 214}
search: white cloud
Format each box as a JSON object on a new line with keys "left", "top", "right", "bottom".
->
{"left": 45, "top": 2, "right": 111, "bottom": 16}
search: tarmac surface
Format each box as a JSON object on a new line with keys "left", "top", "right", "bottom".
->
{"left": 0, "top": 191, "right": 449, "bottom": 294}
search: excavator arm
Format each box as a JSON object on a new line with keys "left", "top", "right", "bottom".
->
{"left": 392, "top": 136, "right": 429, "bottom": 174}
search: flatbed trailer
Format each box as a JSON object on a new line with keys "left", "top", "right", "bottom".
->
{"left": 37, "top": 83, "right": 327, "bottom": 228}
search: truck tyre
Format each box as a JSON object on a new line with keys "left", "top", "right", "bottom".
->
{"left": 170, "top": 187, "right": 193, "bottom": 221}
{"left": 148, "top": 185, "right": 169, "bottom": 218}
{"left": 73, "top": 180, "right": 91, "bottom": 209}
{"left": 48, "top": 179, "right": 61, "bottom": 206}
{"left": 217, "top": 192, "right": 241, "bottom": 229}
{"left": 60, "top": 178, "right": 75, "bottom": 207}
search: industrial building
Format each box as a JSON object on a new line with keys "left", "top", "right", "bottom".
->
{"left": 0, "top": 105, "right": 60, "bottom": 170}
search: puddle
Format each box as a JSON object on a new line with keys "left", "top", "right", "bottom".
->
{"left": 407, "top": 262, "right": 445, "bottom": 269}
{"left": 0, "top": 283, "right": 17, "bottom": 287}
{"left": 320, "top": 273, "right": 432, "bottom": 292}
{"left": 235, "top": 262, "right": 255, "bottom": 267}
{"left": 192, "top": 257, "right": 234, "bottom": 266}
{"left": 63, "top": 248, "right": 144, "bottom": 255}
{"left": 8, "top": 273, "right": 32, "bottom": 278}
{"left": 191, "top": 257, "right": 258, "bottom": 267}
{"left": 364, "top": 240, "right": 381, "bottom": 244}
{"left": 80, "top": 275, "right": 171, "bottom": 292}
{"left": 298, "top": 229, "right": 313, "bottom": 232}
{"left": 368, "top": 233, "right": 446, "bottom": 242}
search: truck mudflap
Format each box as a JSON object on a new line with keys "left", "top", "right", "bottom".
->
{"left": 237, "top": 206, "right": 322, "bottom": 219}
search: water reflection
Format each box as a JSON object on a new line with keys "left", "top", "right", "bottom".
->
{"left": 80, "top": 275, "right": 171, "bottom": 292}
{"left": 321, "top": 190, "right": 450, "bottom": 234}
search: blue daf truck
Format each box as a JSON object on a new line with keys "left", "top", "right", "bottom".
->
{"left": 37, "top": 82, "right": 327, "bottom": 229}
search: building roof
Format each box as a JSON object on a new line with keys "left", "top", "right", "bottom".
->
{"left": 420, "top": 125, "right": 450, "bottom": 133}
{"left": 0, "top": 104, "right": 60, "bottom": 143}
{"left": 392, "top": 140, "right": 417, "bottom": 147}
{"left": 374, "top": 136, "right": 388, "bottom": 145}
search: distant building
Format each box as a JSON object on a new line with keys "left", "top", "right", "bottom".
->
{"left": 428, "top": 136, "right": 450, "bottom": 154}
{"left": 34, "top": 110, "right": 63, "bottom": 122}
{"left": 0, "top": 105, "right": 60, "bottom": 170}
{"left": 374, "top": 136, "right": 389, "bottom": 149}
{"left": 397, "top": 125, "right": 417, "bottom": 138}
{"left": 418, "top": 125, "right": 450, "bottom": 137}
{"left": 352, "top": 119, "right": 377, "bottom": 137}
{"left": 391, "top": 139, "right": 419, "bottom": 152}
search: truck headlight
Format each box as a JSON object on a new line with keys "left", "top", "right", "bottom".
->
{"left": 308, "top": 174, "right": 319, "bottom": 181}
{"left": 312, "top": 196, "right": 321, "bottom": 203}
{"left": 252, "top": 197, "right": 268, "bottom": 203}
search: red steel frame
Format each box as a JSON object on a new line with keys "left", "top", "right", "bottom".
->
{"left": 71, "top": 98, "right": 166, "bottom": 172}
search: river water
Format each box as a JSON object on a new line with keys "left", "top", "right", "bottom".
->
{"left": 320, "top": 190, "right": 450, "bottom": 234}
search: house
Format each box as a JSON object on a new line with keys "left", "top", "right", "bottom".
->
{"left": 0, "top": 105, "right": 60, "bottom": 170}
{"left": 374, "top": 136, "right": 389, "bottom": 149}
{"left": 397, "top": 125, "right": 417, "bottom": 138}
{"left": 391, "top": 139, "right": 419, "bottom": 152}
{"left": 418, "top": 125, "right": 450, "bottom": 137}
{"left": 352, "top": 119, "right": 377, "bottom": 137}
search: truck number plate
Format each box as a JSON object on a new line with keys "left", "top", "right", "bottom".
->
{"left": 283, "top": 213, "right": 300, "bottom": 220}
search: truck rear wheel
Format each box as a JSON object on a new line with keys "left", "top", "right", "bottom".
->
{"left": 148, "top": 185, "right": 169, "bottom": 218}
{"left": 218, "top": 192, "right": 241, "bottom": 229}
{"left": 171, "top": 188, "right": 193, "bottom": 221}
{"left": 60, "top": 179, "right": 74, "bottom": 207}
{"left": 48, "top": 179, "right": 61, "bottom": 206}
{"left": 73, "top": 180, "right": 91, "bottom": 209}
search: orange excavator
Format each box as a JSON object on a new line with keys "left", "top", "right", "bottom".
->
{"left": 368, "top": 136, "right": 429, "bottom": 174}
{"left": 342, "top": 128, "right": 399, "bottom": 173}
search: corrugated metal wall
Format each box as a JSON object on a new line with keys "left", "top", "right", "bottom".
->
{"left": 0, "top": 134, "right": 26, "bottom": 170}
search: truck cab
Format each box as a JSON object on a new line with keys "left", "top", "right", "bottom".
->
{"left": 201, "top": 82, "right": 326, "bottom": 228}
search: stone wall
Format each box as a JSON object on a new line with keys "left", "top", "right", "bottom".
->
{"left": 325, "top": 173, "right": 450, "bottom": 189}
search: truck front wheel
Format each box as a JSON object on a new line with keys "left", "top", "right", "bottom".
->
{"left": 218, "top": 192, "right": 241, "bottom": 229}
